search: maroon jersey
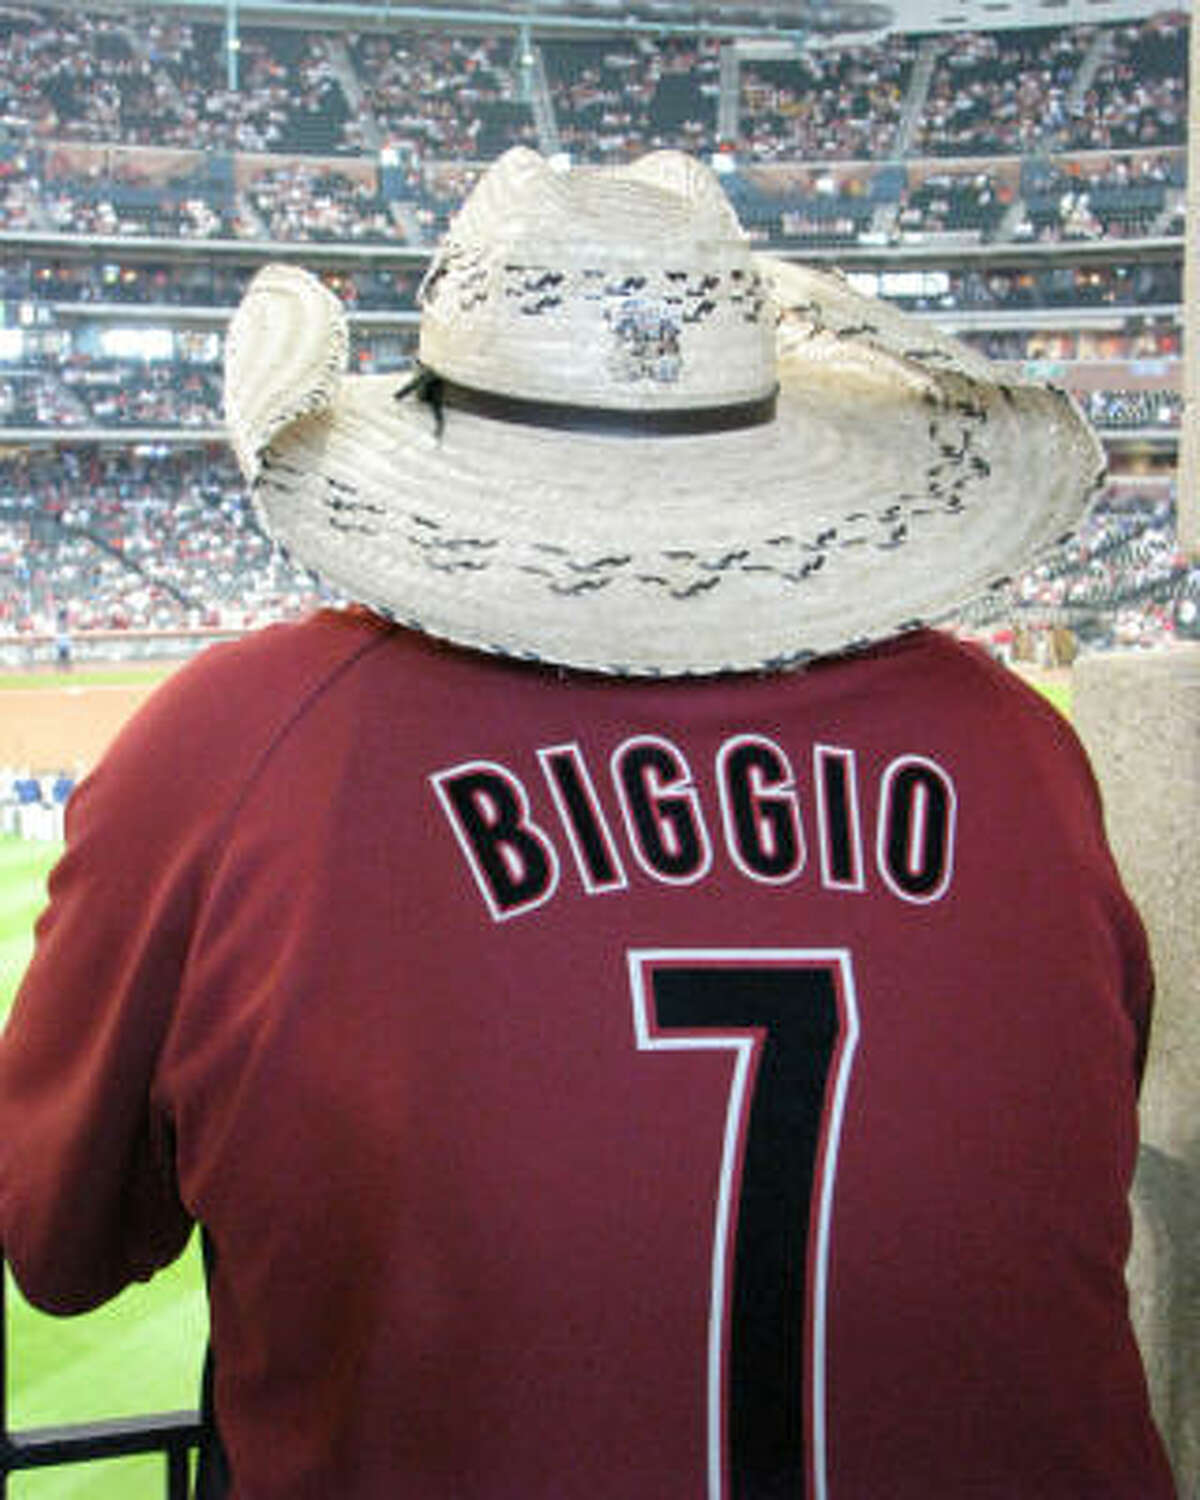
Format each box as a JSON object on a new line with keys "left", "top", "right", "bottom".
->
{"left": 0, "top": 609, "right": 1174, "bottom": 1499}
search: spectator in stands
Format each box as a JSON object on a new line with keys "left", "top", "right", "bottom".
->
{"left": 53, "top": 604, "right": 71, "bottom": 669}
{"left": 0, "top": 446, "right": 329, "bottom": 635}
{"left": 0, "top": 148, "right": 1175, "bottom": 1500}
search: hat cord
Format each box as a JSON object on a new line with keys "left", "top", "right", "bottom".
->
{"left": 395, "top": 363, "right": 779, "bottom": 441}
{"left": 395, "top": 364, "right": 446, "bottom": 437}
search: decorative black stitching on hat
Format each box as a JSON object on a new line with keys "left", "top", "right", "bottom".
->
{"left": 699, "top": 549, "right": 751, "bottom": 573}
{"left": 566, "top": 554, "right": 632, "bottom": 574}
{"left": 671, "top": 577, "right": 721, "bottom": 600}
{"left": 877, "top": 524, "right": 909, "bottom": 551}
{"left": 780, "top": 557, "right": 827, "bottom": 583}
{"left": 329, "top": 516, "right": 379, "bottom": 536}
{"left": 426, "top": 558, "right": 489, "bottom": 574}
{"left": 408, "top": 531, "right": 498, "bottom": 554}
{"left": 421, "top": 243, "right": 488, "bottom": 312}
{"left": 325, "top": 491, "right": 383, "bottom": 518}
{"left": 258, "top": 451, "right": 308, "bottom": 480}
{"left": 407, "top": 530, "right": 499, "bottom": 571}
{"left": 907, "top": 346, "right": 963, "bottom": 368}
{"left": 368, "top": 454, "right": 988, "bottom": 607}
{"left": 437, "top": 262, "right": 766, "bottom": 333}
{"left": 551, "top": 576, "right": 615, "bottom": 596}
{"left": 319, "top": 476, "right": 384, "bottom": 536}
{"left": 831, "top": 321, "right": 880, "bottom": 341}
{"left": 505, "top": 266, "right": 565, "bottom": 295}
{"left": 502, "top": 264, "right": 566, "bottom": 313}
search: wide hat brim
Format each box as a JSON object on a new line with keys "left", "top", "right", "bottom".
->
{"left": 226, "top": 256, "right": 1104, "bottom": 675}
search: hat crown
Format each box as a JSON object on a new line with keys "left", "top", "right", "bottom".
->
{"left": 418, "top": 149, "right": 776, "bottom": 412}
{"left": 450, "top": 147, "right": 744, "bottom": 245}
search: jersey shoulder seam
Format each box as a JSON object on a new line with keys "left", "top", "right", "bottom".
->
{"left": 198, "top": 614, "right": 399, "bottom": 897}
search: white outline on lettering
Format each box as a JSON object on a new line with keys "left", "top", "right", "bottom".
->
{"left": 627, "top": 947, "right": 860, "bottom": 1500}
{"left": 537, "top": 742, "right": 628, "bottom": 896}
{"left": 612, "top": 735, "right": 713, "bottom": 887}
{"left": 716, "top": 734, "right": 806, "bottom": 885}
{"left": 813, "top": 744, "right": 867, "bottom": 893}
{"left": 876, "top": 753, "right": 957, "bottom": 904}
{"left": 430, "top": 759, "right": 561, "bottom": 923}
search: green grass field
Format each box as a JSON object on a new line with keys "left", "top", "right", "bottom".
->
{"left": 1, "top": 839, "right": 207, "bottom": 1499}
{"left": 1034, "top": 677, "right": 1071, "bottom": 719}
{"left": 0, "top": 664, "right": 181, "bottom": 694}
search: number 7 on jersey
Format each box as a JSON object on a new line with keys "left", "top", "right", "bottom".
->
{"left": 628, "top": 949, "right": 860, "bottom": 1500}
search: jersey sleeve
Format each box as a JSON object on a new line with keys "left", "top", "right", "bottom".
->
{"left": 0, "top": 675, "right": 215, "bottom": 1311}
{"left": 0, "top": 609, "right": 393, "bottom": 1313}
{"left": 951, "top": 636, "right": 1156, "bottom": 1082}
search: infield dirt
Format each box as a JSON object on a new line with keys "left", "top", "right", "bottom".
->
{"left": 0, "top": 666, "right": 180, "bottom": 771}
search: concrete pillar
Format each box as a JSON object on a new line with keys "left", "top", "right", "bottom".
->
{"left": 1073, "top": 647, "right": 1200, "bottom": 1498}
{"left": 1177, "top": 4, "right": 1198, "bottom": 557}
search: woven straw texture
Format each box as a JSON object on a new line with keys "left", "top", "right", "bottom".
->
{"left": 224, "top": 151, "right": 1104, "bottom": 675}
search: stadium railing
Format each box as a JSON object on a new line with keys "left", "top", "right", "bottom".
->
{"left": 0, "top": 1263, "right": 202, "bottom": 1498}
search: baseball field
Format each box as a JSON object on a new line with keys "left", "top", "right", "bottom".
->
{"left": 1, "top": 836, "right": 208, "bottom": 1500}
{"left": 0, "top": 655, "right": 1075, "bottom": 1498}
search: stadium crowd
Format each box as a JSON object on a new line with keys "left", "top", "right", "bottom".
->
{"left": 0, "top": 3, "right": 1189, "bottom": 666}
{"left": 2, "top": 141, "right": 1182, "bottom": 249}
{"left": 0, "top": 9, "right": 1185, "bottom": 163}
{"left": 0, "top": 447, "right": 326, "bottom": 637}
{"left": 1011, "top": 488, "right": 1195, "bottom": 650}
{"left": 0, "top": 9, "right": 1186, "bottom": 246}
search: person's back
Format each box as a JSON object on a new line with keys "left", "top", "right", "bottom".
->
{"left": 0, "top": 147, "right": 1177, "bottom": 1498}
{"left": 3, "top": 609, "right": 1172, "bottom": 1497}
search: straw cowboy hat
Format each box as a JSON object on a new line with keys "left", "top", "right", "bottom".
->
{"left": 224, "top": 147, "right": 1104, "bottom": 675}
